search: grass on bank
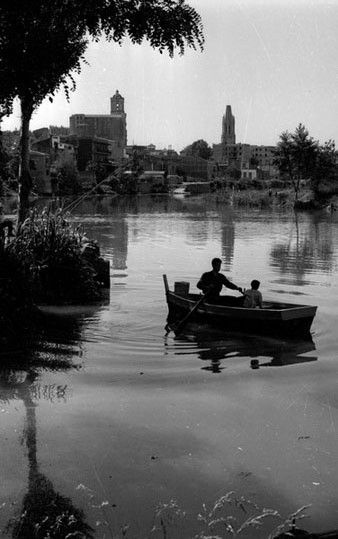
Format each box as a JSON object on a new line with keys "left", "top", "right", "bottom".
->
{"left": 210, "top": 181, "right": 338, "bottom": 210}
{"left": 212, "top": 187, "right": 295, "bottom": 209}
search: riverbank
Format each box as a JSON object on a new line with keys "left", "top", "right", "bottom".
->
{"left": 210, "top": 186, "right": 338, "bottom": 211}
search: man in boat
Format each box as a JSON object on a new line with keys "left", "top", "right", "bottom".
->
{"left": 197, "top": 258, "right": 243, "bottom": 303}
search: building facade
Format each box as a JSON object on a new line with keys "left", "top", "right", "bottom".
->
{"left": 29, "top": 151, "right": 52, "bottom": 195}
{"left": 64, "top": 135, "right": 112, "bottom": 171}
{"left": 213, "top": 105, "right": 278, "bottom": 181}
{"left": 32, "top": 133, "right": 77, "bottom": 166}
{"left": 69, "top": 90, "right": 127, "bottom": 162}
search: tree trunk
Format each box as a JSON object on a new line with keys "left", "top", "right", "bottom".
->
{"left": 17, "top": 97, "right": 33, "bottom": 228}
{"left": 294, "top": 174, "right": 302, "bottom": 202}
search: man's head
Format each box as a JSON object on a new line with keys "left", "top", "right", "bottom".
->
{"left": 251, "top": 279, "right": 260, "bottom": 290}
{"left": 211, "top": 258, "right": 222, "bottom": 272}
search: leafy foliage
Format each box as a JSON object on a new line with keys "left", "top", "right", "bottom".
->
{"left": 0, "top": 130, "right": 20, "bottom": 193}
{"left": 311, "top": 139, "right": 337, "bottom": 196}
{"left": 0, "top": 2, "right": 87, "bottom": 116}
{"left": 0, "top": 0, "right": 203, "bottom": 113}
{"left": 54, "top": 161, "right": 82, "bottom": 195}
{"left": 274, "top": 124, "right": 337, "bottom": 200}
{"left": 0, "top": 133, "right": 8, "bottom": 195}
{"left": 7, "top": 209, "right": 103, "bottom": 304}
{"left": 274, "top": 124, "right": 317, "bottom": 198}
{"left": 182, "top": 139, "right": 213, "bottom": 160}
{"left": 0, "top": 0, "right": 204, "bottom": 222}
{"left": 86, "top": 160, "right": 110, "bottom": 183}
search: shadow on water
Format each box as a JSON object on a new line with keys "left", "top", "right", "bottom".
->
{"left": 1, "top": 370, "right": 94, "bottom": 539}
{"left": 171, "top": 326, "right": 317, "bottom": 374}
{"left": 0, "top": 310, "right": 97, "bottom": 538}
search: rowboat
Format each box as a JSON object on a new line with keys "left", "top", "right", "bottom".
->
{"left": 163, "top": 275, "right": 317, "bottom": 337}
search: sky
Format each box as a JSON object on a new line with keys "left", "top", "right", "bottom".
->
{"left": 2, "top": 0, "right": 338, "bottom": 152}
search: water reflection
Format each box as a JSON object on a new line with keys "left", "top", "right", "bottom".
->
{"left": 14, "top": 196, "right": 338, "bottom": 287}
{"left": 0, "top": 369, "right": 93, "bottom": 539}
{"left": 3, "top": 195, "right": 338, "bottom": 536}
{"left": 172, "top": 329, "right": 317, "bottom": 373}
{"left": 269, "top": 211, "right": 335, "bottom": 284}
{"left": 0, "top": 311, "right": 98, "bottom": 538}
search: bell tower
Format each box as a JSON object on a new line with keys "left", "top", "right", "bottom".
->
{"left": 221, "top": 105, "right": 236, "bottom": 145}
{"left": 111, "top": 90, "right": 125, "bottom": 113}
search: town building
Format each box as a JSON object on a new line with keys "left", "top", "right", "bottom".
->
{"left": 124, "top": 144, "right": 210, "bottom": 183}
{"left": 31, "top": 128, "right": 114, "bottom": 192}
{"left": 32, "top": 132, "right": 76, "bottom": 166}
{"left": 126, "top": 144, "right": 180, "bottom": 174}
{"left": 212, "top": 105, "right": 279, "bottom": 182}
{"left": 69, "top": 90, "right": 127, "bottom": 162}
{"left": 29, "top": 151, "right": 52, "bottom": 195}
{"left": 63, "top": 135, "right": 112, "bottom": 172}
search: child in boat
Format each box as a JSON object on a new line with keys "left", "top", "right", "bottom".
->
{"left": 197, "top": 257, "right": 243, "bottom": 303}
{"left": 243, "top": 280, "right": 263, "bottom": 308}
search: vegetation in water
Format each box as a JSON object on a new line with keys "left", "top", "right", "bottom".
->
{"left": 5, "top": 208, "right": 104, "bottom": 305}
{"left": 210, "top": 187, "right": 295, "bottom": 210}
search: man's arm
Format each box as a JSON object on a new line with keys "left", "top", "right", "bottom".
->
{"left": 222, "top": 275, "right": 242, "bottom": 293}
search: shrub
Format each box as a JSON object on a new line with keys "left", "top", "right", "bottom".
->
{"left": 7, "top": 209, "right": 103, "bottom": 304}
{"left": 233, "top": 189, "right": 274, "bottom": 208}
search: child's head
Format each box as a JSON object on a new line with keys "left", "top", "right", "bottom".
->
{"left": 251, "top": 279, "right": 260, "bottom": 290}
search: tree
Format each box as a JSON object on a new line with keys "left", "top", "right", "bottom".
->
{"left": 0, "top": 1, "right": 204, "bottom": 225}
{"left": 274, "top": 124, "right": 318, "bottom": 200}
{"left": 226, "top": 163, "right": 241, "bottom": 182}
{"left": 0, "top": 129, "right": 20, "bottom": 193}
{"left": 311, "top": 140, "right": 337, "bottom": 197}
{"left": 0, "top": 129, "right": 8, "bottom": 192}
{"left": 182, "top": 139, "right": 212, "bottom": 160}
{"left": 55, "top": 161, "right": 82, "bottom": 195}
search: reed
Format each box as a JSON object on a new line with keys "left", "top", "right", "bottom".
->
{"left": 7, "top": 208, "right": 102, "bottom": 304}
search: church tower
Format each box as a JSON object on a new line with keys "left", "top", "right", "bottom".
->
{"left": 110, "top": 90, "right": 127, "bottom": 157}
{"left": 70, "top": 89, "right": 127, "bottom": 162}
{"left": 221, "top": 105, "right": 236, "bottom": 145}
{"left": 110, "top": 90, "right": 125, "bottom": 113}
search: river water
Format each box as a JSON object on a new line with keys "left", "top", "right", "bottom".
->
{"left": 1, "top": 194, "right": 338, "bottom": 538}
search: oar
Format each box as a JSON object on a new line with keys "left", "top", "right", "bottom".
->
{"left": 165, "top": 294, "right": 207, "bottom": 336}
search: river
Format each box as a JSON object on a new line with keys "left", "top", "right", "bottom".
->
{"left": 1, "top": 194, "right": 338, "bottom": 538}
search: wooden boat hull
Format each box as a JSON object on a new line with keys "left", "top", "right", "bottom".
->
{"left": 165, "top": 290, "right": 317, "bottom": 337}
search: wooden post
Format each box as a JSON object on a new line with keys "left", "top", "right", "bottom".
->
{"left": 163, "top": 274, "right": 169, "bottom": 292}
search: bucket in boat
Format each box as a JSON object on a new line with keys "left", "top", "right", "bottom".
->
{"left": 174, "top": 281, "right": 190, "bottom": 296}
